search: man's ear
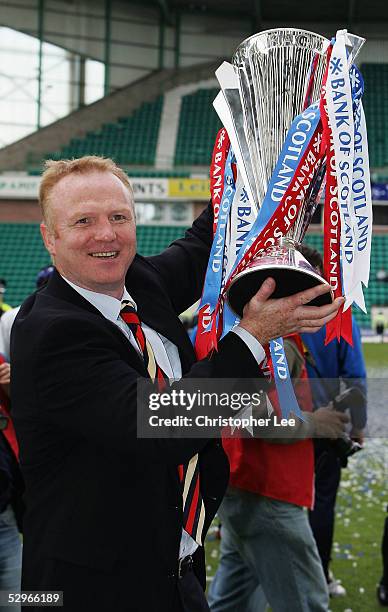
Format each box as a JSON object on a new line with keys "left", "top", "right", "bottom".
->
{"left": 40, "top": 222, "right": 56, "bottom": 258}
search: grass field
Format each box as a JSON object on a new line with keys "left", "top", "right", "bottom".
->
{"left": 204, "top": 342, "right": 388, "bottom": 612}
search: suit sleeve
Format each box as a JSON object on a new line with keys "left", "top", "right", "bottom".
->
{"left": 147, "top": 202, "right": 213, "bottom": 314}
{"left": 33, "top": 316, "right": 262, "bottom": 466}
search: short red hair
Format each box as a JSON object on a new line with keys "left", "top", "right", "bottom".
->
{"left": 39, "top": 156, "right": 133, "bottom": 227}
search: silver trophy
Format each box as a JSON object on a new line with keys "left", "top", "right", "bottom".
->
{"left": 213, "top": 28, "right": 364, "bottom": 317}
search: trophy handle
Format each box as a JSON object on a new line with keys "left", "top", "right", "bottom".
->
{"left": 345, "top": 32, "right": 365, "bottom": 64}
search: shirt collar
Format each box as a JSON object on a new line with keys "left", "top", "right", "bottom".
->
{"left": 62, "top": 276, "right": 136, "bottom": 323}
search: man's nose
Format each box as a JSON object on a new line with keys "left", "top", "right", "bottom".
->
{"left": 94, "top": 219, "right": 116, "bottom": 241}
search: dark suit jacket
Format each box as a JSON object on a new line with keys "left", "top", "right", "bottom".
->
{"left": 11, "top": 205, "right": 261, "bottom": 611}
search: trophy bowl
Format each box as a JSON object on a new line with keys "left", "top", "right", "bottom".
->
{"left": 226, "top": 238, "right": 332, "bottom": 318}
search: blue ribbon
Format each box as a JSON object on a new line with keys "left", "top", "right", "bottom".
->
{"left": 230, "top": 101, "right": 322, "bottom": 270}
{"left": 350, "top": 64, "right": 364, "bottom": 130}
{"left": 270, "top": 337, "right": 304, "bottom": 419}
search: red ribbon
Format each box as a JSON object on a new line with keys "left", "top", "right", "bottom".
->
{"left": 195, "top": 128, "right": 231, "bottom": 360}
{"left": 320, "top": 46, "right": 353, "bottom": 346}
{"left": 210, "top": 127, "right": 231, "bottom": 237}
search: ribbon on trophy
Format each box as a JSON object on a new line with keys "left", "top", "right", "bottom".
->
{"left": 210, "top": 127, "right": 231, "bottom": 237}
{"left": 320, "top": 40, "right": 348, "bottom": 344}
{"left": 221, "top": 168, "right": 256, "bottom": 338}
{"left": 349, "top": 65, "right": 372, "bottom": 307}
{"left": 195, "top": 133, "right": 233, "bottom": 360}
{"left": 323, "top": 30, "right": 372, "bottom": 345}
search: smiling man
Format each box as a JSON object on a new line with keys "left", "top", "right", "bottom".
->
{"left": 39, "top": 159, "right": 137, "bottom": 297}
{"left": 11, "top": 156, "right": 344, "bottom": 612}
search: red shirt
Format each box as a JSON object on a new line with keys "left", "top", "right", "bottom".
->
{"left": 0, "top": 354, "right": 18, "bottom": 460}
{"left": 222, "top": 335, "right": 314, "bottom": 509}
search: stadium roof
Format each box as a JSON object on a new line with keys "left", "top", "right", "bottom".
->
{"left": 138, "top": 0, "right": 388, "bottom": 27}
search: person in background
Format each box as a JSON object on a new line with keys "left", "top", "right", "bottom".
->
{"left": 0, "top": 266, "right": 54, "bottom": 362}
{"left": 0, "top": 280, "right": 12, "bottom": 320}
{"left": 0, "top": 353, "right": 23, "bottom": 612}
{"left": 0, "top": 265, "right": 53, "bottom": 610}
{"left": 377, "top": 506, "right": 388, "bottom": 606}
{"left": 208, "top": 332, "right": 349, "bottom": 612}
{"left": 300, "top": 245, "right": 367, "bottom": 599}
{"left": 374, "top": 311, "right": 386, "bottom": 343}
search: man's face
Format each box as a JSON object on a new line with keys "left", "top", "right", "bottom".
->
{"left": 41, "top": 171, "right": 136, "bottom": 298}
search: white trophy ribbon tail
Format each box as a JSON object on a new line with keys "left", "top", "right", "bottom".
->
{"left": 345, "top": 282, "right": 366, "bottom": 313}
{"left": 351, "top": 102, "right": 373, "bottom": 295}
{"left": 326, "top": 29, "right": 356, "bottom": 303}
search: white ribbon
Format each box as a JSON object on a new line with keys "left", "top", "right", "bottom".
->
{"left": 326, "top": 30, "right": 357, "bottom": 310}
{"left": 225, "top": 168, "right": 256, "bottom": 280}
{"left": 347, "top": 100, "right": 372, "bottom": 311}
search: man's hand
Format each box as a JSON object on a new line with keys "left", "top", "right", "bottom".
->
{"left": 239, "top": 277, "right": 344, "bottom": 345}
{"left": 311, "top": 405, "right": 349, "bottom": 439}
{"left": 0, "top": 362, "right": 10, "bottom": 385}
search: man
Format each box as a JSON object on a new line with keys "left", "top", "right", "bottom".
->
{"left": 208, "top": 332, "right": 349, "bottom": 612}
{"left": 300, "top": 245, "right": 367, "bottom": 598}
{"left": 11, "top": 156, "right": 343, "bottom": 612}
{"left": 374, "top": 311, "right": 386, "bottom": 343}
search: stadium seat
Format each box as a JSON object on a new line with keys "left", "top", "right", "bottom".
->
{"left": 0, "top": 223, "right": 187, "bottom": 306}
{"left": 43, "top": 97, "right": 164, "bottom": 168}
{"left": 174, "top": 89, "right": 222, "bottom": 166}
{"left": 362, "top": 63, "right": 388, "bottom": 168}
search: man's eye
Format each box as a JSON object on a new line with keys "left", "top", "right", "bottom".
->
{"left": 75, "top": 218, "right": 89, "bottom": 225}
{"left": 111, "top": 214, "right": 127, "bottom": 222}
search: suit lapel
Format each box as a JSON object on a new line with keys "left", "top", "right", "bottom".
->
{"left": 44, "top": 270, "right": 148, "bottom": 375}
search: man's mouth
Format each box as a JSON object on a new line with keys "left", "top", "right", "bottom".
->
{"left": 89, "top": 251, "right": 119, "bottom": 259}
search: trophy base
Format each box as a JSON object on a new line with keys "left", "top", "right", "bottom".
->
{"left": 226, "top": 246, "right": 333, "bottom": 318}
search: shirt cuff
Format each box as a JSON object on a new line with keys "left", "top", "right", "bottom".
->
{"left": 231, "top": 325, "right": 265, "bottom": 365}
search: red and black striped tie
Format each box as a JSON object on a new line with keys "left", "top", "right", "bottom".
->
{"left": 120, "top": 301, "right": 168, "bottom": 390}
{"left": 178, "top": 456, "right": 206, "bottom": 545}
{"left": 120, "top": 300, "right": 205, "bottom": 545}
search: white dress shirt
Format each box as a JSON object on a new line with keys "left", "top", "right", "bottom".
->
{"left": 0, "top": 306, "right": 20, "bottom": 361}
{"left": 62, "top": 276, "right": 265, "bottom": 559}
